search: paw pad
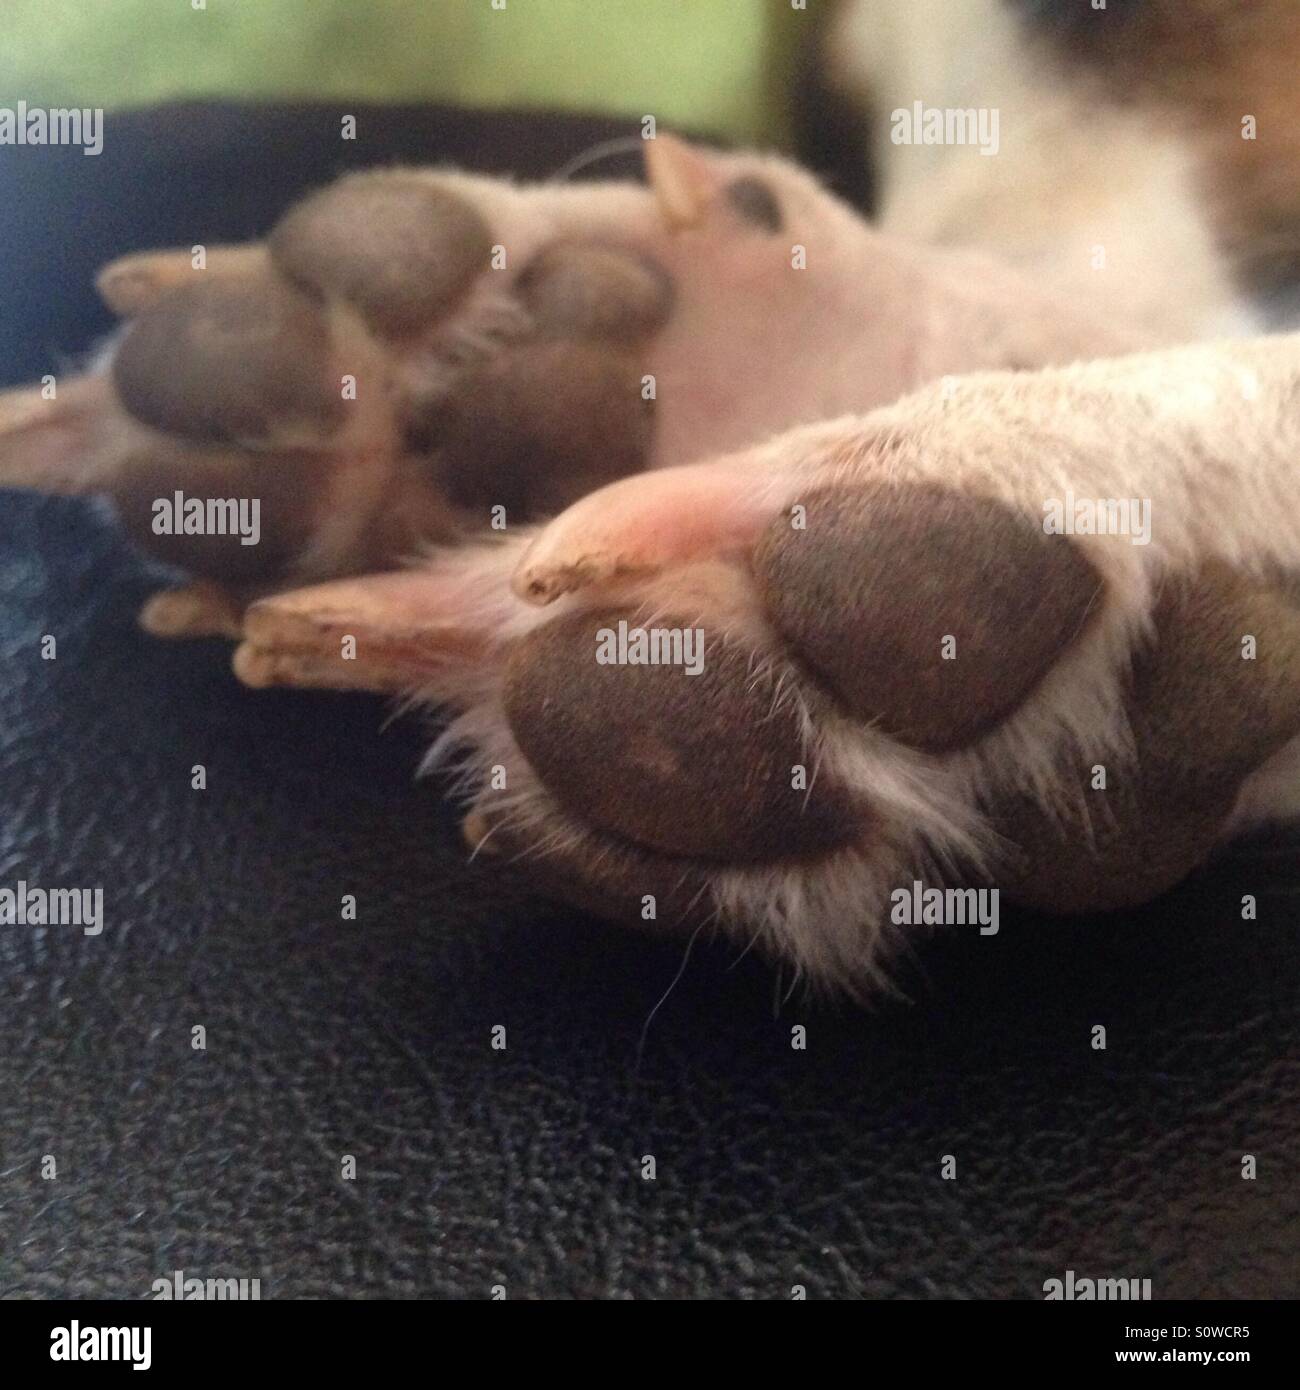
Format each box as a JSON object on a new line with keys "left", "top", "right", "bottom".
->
{"left": 111, "top": 268, "right": 343, "bottom": 446}
{"left": 754, "top": 482, "right": 1103, "bottom": 751}
{"left": 515, "top": 241, "right": 674, "bottom": 342}
{"left": 424, "top": 341, "right": 654, "bottom": 519}
{"left": 268, "top": 172, "right": 492, "bottom": 337}
{"left": 503, "top": 607, "right": 865, "bottom": 862}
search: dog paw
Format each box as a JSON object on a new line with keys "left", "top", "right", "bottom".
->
{"left": 0, "top": 155, "right": 703, "bottom": 632}
{"left": 471, "top": 466, "right": 1110, "bottom": 987}
{"left": 233, "top": 340, "right": 1300, "bottom": 989}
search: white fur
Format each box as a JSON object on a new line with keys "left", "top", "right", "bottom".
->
{"left": 827, "top": 0, "right": 1252, "bottom": 342}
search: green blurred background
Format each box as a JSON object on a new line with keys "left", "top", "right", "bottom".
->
{"left": 1, "top": 0, "right": 807, "bottom": 144}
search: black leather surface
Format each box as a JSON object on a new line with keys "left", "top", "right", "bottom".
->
{"left": 1, "top": 103, "right": 1297, "bottom": 1300}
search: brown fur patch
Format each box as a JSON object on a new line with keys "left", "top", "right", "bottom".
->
{"left": 1036, "top": 0, "right": 1300, "bottom": 296}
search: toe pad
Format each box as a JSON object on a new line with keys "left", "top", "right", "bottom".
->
{"left": 269, "top": 172, "right": 492, "bottom": 337}
{"left": 504, "top": 608, "right": 864, "bottom": 862}
{"left": 112, "top": 270, "right": 343, "bottom": 446}
{"left": 754, "top": 482, "right": 1104, "bottom": 752}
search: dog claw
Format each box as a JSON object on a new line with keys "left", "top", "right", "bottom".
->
{"left": 138, "top": 582, "right": 244, "bottom": 639}
{"left": 97, "top": 245, "right": 269, "bottom": 315}
{"left": 233, "top": 571, "right": 490, "bottom": 694}
{"left": 510, "top": 459, "right": 782, "bottom": 604}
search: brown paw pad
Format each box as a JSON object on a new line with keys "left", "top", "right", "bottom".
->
{"left": 515, "top": 242, "right": 674, "bottom": 342}
{"left": 998, "top": 561, "right": 1300, "bottom": 911}
{"left": 503, "top": 608, "right": 865, "bottom": 862}
{"left": 268, "top": 172, "right": 491, "bottom": 338}
{"left": 111, "top": 269, "right": 343, "bottom": 446}
{"left": 753, "top": 482, "right": 1103, "bottom": 752}
{"left": 108, "top": 443, "right": 327, "bottom": 583}
{"left": 419, "top": 341, "right": 655, "bottom": 521}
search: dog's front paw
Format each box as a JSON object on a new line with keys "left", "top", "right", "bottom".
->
{"left": 234, "top": 340, "right": 1300, "bottom": 990}
{"left": 0, "top": 159, "right": 689, "bottom": 631}
{"left": 0, "top": 135, "right": 838, "bottom": 634}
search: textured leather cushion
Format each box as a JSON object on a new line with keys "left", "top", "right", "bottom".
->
{"left": 1, "top": 103, "right": 1297, "bottom": 1300}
